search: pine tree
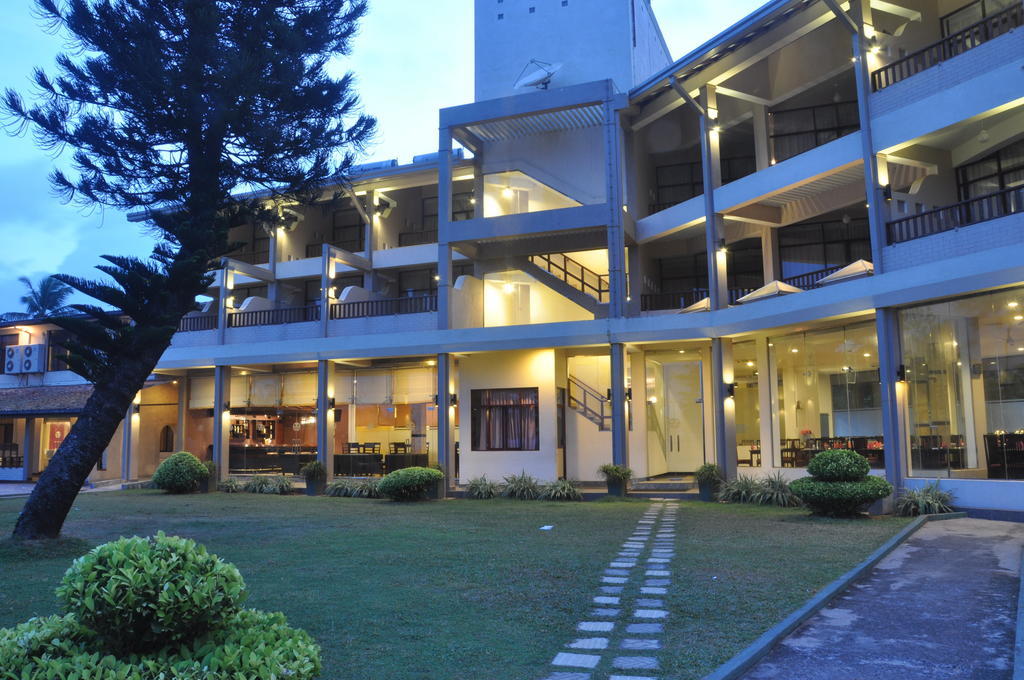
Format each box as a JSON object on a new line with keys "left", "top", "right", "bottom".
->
{"left": 4, "top": 0, "right": 375, "bottom": 538}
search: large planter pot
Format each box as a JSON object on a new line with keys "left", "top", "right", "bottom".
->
{"left": 198, "top": 477, "right": 216, "bottom": 494}
{"left": 698, "top": 480, "right": 716, "bottom": 502}
{"left": 304, "top": 480, "right": 325, "bottom": 496}
{"left": 426, "top": 479, "right": 445, "bottom": 500}
{"left": 606, "top": 479, "right": 625, "bottom": 497}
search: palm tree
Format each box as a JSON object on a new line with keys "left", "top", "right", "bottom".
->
{"left": 2, "top": 276, "right": 73, "bottom": 321}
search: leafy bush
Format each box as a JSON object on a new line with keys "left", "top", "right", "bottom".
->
{"left": 218, "top": 478, "right": 243, "bottom": 493}
{"left": 151, "top": 451, "right": 208, "bottom": 494}
{"left": 353, "top": 478, "right": 381, "bottom": 499}
{"left": 0, "top": 608, "right": 320, "bottom": 680}
{"left": 716, "top": 475, "right": 762, "bottom": 503}
{"left": 465, "top": 475, "right": 502, "bottom": 499}
{"left": 377, "top": 466, "right": 443, "bottom": 501}
{"left": 243, "top": 475, "right": 292, "bottom": 495}
{"left": 807, "top": 449, "right": 870, "bottom": 481}
{"left": 502, "top": 471, "right": 542, "bottom": 500}
{"left": 695, "top": 463, "right": 723, "bottom": 486}
{"left": 325, "top": 479, "right": 357, "bottom": 497}
{"left": 300, "top": 460, "right": 326, "bottom": 482}
{"left": 539, "top": 479, "right": 583, "bottom": 501}
{"left": 790, "top": 475, "right": 893, "bottom": 517}
{"left": 598, "top": 464, "right": 633, "bottom": 482}
{"left": 751, "top": 471, "right": 802, "bottom": 508}
{"left": 56, "top": 533, "right": 246, "bottom": 655}
{"left": 896, "top": 481, "right": 955, "bottom": 516}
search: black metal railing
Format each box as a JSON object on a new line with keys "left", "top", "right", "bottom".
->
{"left": 780, "top": 264, "right": 845, "bottom": 289}
{"left": 178, "top": 315, "right": 218, "bottom": 332}
{"left": 872, "top": 3, "right": 1022, "bottom": 91}
{"left": 567, "top": 376, "right": 611, "bottom": 431}
{"left": 769, "top": 101, "right": 859, "bottom": 163}
{"left": 398, "top": 230, "right": 438, "bottom": 247}
{"left": 329, "top": 294, "right": 437, "bottom": 320}
{"left": 640, "top": 286, "right": 757, "bottom": 311}
{"left": 0, "top": 443, "right": 21, "bottom": 469}
{"left": 887, "top": 186, "right": 1024, "bottom": 244}
{"left": 227, "top": 305, "right": 320, "bottom": 328}
{"left": 529, "top": 253, "right": 609, "bottom": 303}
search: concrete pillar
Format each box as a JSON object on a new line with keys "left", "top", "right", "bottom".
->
{"left": 317, "top": 360, "right": 335, "bottom": 481}
{"left": 876, "top": 309, "right": 904, "bottom": 491}
{"left": 267, "top": 227, "right": 279, "bottom": 303}
{"left": 436, "top": 352, "right": 455, "bottom": 493}
{"left": 319, "top": 246, "right": 331, "bottom": 337}
{"left": 604, "top": 96, "right": 628, "bottom": 318}
{"left": 756, "top": 337, "right": 775, "bottom": 470}
{"left": 610, "top": 343, "right": 629, "bottom": 467}
{"left": 217, "top": 268, "right": 231, "bottom": 345}
{"left": 699, "top": 85, "right": 728, "bottom": 311}
{"left": 120, "top": 399, "right": 141, "bottom": 482}
{"left": 752, "top": 104, "right": 771, "bottom": 171}
{"left": 712, "top": 337, "right": 737, "bottom": 479}
{"left": 626, "top": 240, "right": 642, "bottom": 316}
{"left": 212, "top": 365, "right": 231, "bottom": 482}
{"left": 761, "top": 226, "right": 780, "bottom": 284}
{"left": 437, "top": 129, "right": 454, "bottom": 330}
{"left": 175, "top": 378, "right": 187, "bottom": 452}
{"left": 21, "top": 417, "right": 34, "bottom": 482}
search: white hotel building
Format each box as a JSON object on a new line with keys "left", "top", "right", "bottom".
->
{"left": 1, "top": 0, "right": 1023, "bottom": 515}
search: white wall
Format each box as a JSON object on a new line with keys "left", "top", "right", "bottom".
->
{"left": 458, "top": 349, "right": 558, "bottom": 482}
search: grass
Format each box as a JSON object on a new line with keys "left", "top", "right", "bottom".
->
{"left": 0, "top": 491, "right": 910, "bottom": 679}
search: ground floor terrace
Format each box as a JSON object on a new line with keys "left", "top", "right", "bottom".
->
{"left": 64, "top": 280, "right": 1024, "bottom": 514}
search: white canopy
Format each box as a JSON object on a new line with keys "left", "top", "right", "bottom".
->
{"left": 734, "top": 280, "right": 804, "bottom": 304}
{"left": 817, "top": 259, "right": 875, "bottom": 285}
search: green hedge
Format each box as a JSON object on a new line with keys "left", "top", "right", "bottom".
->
{"left": 789, "top": 475, "right": 893, "bottom": 517}
{"left": 377, "top": 466, "right": 443, "bottom": 501}
{"left": 806, "top": 449, "right": 870, "bottom": 481}
{"left": 151, "top": 452, "right": 208, "bottom": 494}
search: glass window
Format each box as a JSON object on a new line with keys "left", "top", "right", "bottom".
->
{"left": 956, "top": 139, "right": 1024, "bottom": 201}
{"left": 470, "top": 388, "right": 539, "bottom": 451}
{"left": 47, "top": 330, "right": 72, "bottom": 372}
{"left": 769, "top": 323, "right": 883, "bottom": 469}
{"left": 901, "top": 285, "right": 1024, "bottom": 479}
{"left": 733, "top": 341, "right": 762, "bottom": 468}
{"left": 779, "top": 215, "right": 871, "bottom": 280}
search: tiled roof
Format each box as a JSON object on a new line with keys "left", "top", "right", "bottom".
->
{"left": 0, "top": 384, "right": 94, "bottom": 417}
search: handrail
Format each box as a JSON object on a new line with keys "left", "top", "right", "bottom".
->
{"left": 887, "top": 186, "right": 1024, "bottom": 244}
{"left": 640, "top": 286, "right": 756, "bottom": 311}
{"left": 398, "top": 229, "right": 438, "bottom": 247}
{"left": 872, "top": 3, "right": 1022, "bottom": 91}
{"left": 178, "top": 314, "right": 218, "bottom": 332}
{"left": 329, "top": 294, "right": 437, "bottom": 320}
{"left": 567, "top": 375, "right": 611, "bottom": 430}
{"left": 529, "top": 252, "right": 610, "bottom": 303}
{"left": 780, "top": 264, "right": 845, "bottom": 289}
{"left": 227, "top": 304, "right": 320, "bottom": 328}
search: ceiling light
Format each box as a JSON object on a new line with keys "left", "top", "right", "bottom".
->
{"left": 745, "top": 361, "right": 755, "bottom": 367}
{"left": 503, "top": 283, "right": 515, "bottom": 294}
{"left": 1009, "top": 301, "right": 1019, "bottom": 309}
{"left": 790, "top": 348, "right": 799, "bottom": 353}
{"left": 863, "top": 352, "right": 870, "bottom": 357}
{"left": 678, "top": 350, "right": 685, "bottom": 354}
{"left": 1015, "top": 315, "right": 1023, "bottom": 321}
{"left": 502, "top": 187, "right": 514, "bottom": 199}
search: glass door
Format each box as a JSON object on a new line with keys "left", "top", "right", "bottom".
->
{"left": 646, "top": 353, "right": 706, "bottom": 476}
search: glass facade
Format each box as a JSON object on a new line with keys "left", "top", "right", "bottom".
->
{"left": 901, "top": 285, "right": 1024, "bottom": 479}
{"left": 733, "top": 341, "right": 761, "bottom": 468}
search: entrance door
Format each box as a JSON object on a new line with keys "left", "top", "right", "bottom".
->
{"left": 646, "top": 355, "right": 705, "bottom": 475}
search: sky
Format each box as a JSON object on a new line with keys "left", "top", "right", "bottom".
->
{"left": 0, "top": 0, "right": 765, "bottom": 314}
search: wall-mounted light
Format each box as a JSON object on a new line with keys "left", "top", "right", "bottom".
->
{"left": 624, "top": 388, "right": 632, "bottom": 401}
{"left": 328, "top": 397, "right": 336, "bottom": 409}
{"left": 224, "top": 295, "right": 236, "bottom": 309}
{"left": 432, "top": 393, "right": 439, "bottom": 406}
{"left": 717, "top": 238, "right": 727, "bottom": 253}
{"left": 725, "top": 382, "right": 737, "bottom": 399}
{"left": 895, "top": 364, "right": 907, "bottom": 382}
{"left": 502, "top": 186, "right": 514, "bottom": 199}
{"left": 449, "top": 394, "right": 458, "bottom": 407}
{"left": 882, "top": 184, "right": 893, "bottom": 201}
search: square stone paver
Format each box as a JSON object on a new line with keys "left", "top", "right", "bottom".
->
{"left": 645, "top": 570, "right": 670, "bottom": 577}
{"left": 606, "top": 569, "right": 631, "bottom": 577}
{"left": 635, "top": 598, "right": 664, "bottom": 607}
{"left": 568, "top": 637, "right": 609, "bottom": 650}
{"left": 602, "top": 576, "right": 628, "bottom": 584}
{"left": 577, "top": 621, "right": 615, "bottom": 632}
{"left": 612, "top": 656, "right": 659, "bottom": 670}
{"left": 542, "top": 673, "right": 592, "bottom": 680}
{"left": 590, "top": 608, "right": 621, "bottom": 617}
{"left": 594, "top": 595, "right": 620, "bottom": 605}
{"left": 610, "top": 562, "right": 636, "bottom": 569}
{"left": 647, "top": 558, "right": 670, "bottom": 564}
{"left": 601, "top": 586, "right": 624, "bottom": 594}
{"left": 640, "top": 587, "right": 667, "bottom": 595}
{"left": 644, "top": 579, "right": 671, "bottom": 587}
{"left": 552, "top": 652, "right": 601, "bottom": 669}
{"left": 609, "top": 675, "right": 656, "bottom": 680}
{"left": 626, "top": 622, "right": 664, "bottom": 634}
{"left": 621, "top": 638, "right": 662, "bottom": 650}
{"left": 634, "top": 609, "right": 668, "bottom": 619}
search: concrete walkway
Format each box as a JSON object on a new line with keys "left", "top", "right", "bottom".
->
{"left": 742, "top": 518, "right": 1024, "bottom": 680}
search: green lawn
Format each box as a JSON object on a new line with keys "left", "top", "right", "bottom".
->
{"left": 0, "top": 491, "right": 909, "bottom": 679}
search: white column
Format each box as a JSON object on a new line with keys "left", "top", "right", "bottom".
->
{"left": 21, "top": 417, "right": 34, "bottom": 482}
{"left": 761, "top": 226, "right": 779, "bottom": 284}
{"left": 712, "top": 337, "right": 737, "bottom": 479}
{"left": 604, "top": 94, "right": 628, "bottom": 319}
{"left": 876, "top": 309, "right": 904, "bottom": 491}
{"left": 610, "top": 343, "right": 629, "bottom": 467}
{"left": 436, "top": 353, "right": 455, "bottom": 493}
{"left": 752, "top": 104, "right": 771, "bottom": 171}
{"left": 437, "top": 129, "right": 454, "bottom": 330}
{"left": 175, "top": 378, "right": 187, "bottom": 452}
{"left": 756, "top": 337, "right": 775, "bottom": 470}
{"left": 317, "top": 360, "right": 336, "bottom": 481}
{"left": 212, "top": 365, "right": 231, "bottom": 482}
{"left": 700, "top": 85, "right": 728, "bottom": 311}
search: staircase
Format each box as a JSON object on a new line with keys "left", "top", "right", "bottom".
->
{"left": 517, "top": 253, "right": 609, "bottom": 316}
{"left": 567, "top": 375, "right": 611, "bottom": 430}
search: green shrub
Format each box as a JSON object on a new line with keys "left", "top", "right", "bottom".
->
{"left": 465, "top": 475, "right": 502, "bottom": 499}
{"left": 717, "top": 475, "right": 762, "bottom": 503}
{"left": 300, "top": 460, "right": 326, "bottom": 482}
{"left": 789, "top": 475, "right": 893, "bottom": 517}
{"left": 353, "top": 478, "right": 382, "bottom": 499}
{"left": 325, "top": 479, "right": 357, "bottom": 497}
{"left": 56, "top": 533, "right": 246, "bottom": 655}
{"left": 151, "top": 451, "right": 208, "bottom": 494}
{"left": 807, "top": 449, "right": 870, "bottom": 481}
{"left": 377, "top": 466, "right": 443, "bottom": 501}
{"left": 752, "top": 471, "right": 802, "bottom": 508}
{"left": 695, "top": 463, "right": 723, "bottom": 486}
{"left": 243, "top": 475, "right": 292, "bottom": 495}
{"left": 896, "top": 481, "right": 955, "bottom": 516}
{"left": 598, "top": 464, "right": 633, "bottom": 483}
{"left": 0, "top": 609, "right": 320, "bottom": 679}
{"left": 502, "top": 471, "right": 542, "bottom": 500}
{"left": 218, "top": 478, "right": 243, "bottom": 493}
{"left": 539, "top": 479, "right": 583, "bottom": 501}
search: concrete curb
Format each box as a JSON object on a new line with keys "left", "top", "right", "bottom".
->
{"left": 1015, "top": 544, "right": 1024, "bottom": 680}
{"left": 702, "top": 511, "right": 968, "bottom": 680}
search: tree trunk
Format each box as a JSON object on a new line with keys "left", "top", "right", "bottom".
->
{"left": 12, "top": 346, "right": 166, "bottom": 539}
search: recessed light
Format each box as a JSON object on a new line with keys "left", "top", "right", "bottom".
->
{"left": 1015, "top": 315, "right": 1023, "bottom": 321}
{"left": 863, "top": 352, "right": 870, "bottom": 357}
{"left": 745, "top": 361, "right": 755, "bottom": 367}
{"left": 790, "top": 348, "right": 799, "bottom": 353}
{"left": 678, "top": 350, "right": 685, "bottom": 354}
{"left": 1009, "top": 302, "right": 1020, "bottom": 309}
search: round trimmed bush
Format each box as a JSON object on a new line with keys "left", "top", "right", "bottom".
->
{"left": 151, "top": 451, "right": 209, "bottom": 494}
{"left": 789, "top": 475, "right": 893, "bottom": 517}
{"left": 56, "top": 532, "right": 247, "bottom": 654}
{"left": 377, "top": 466, "right": 443, "bottom": 501}
{"left": 0, "top": 609, "right": 321, "bottom": 679}
{"left": 807, "top": 449, "right": 870, "bottom": 481}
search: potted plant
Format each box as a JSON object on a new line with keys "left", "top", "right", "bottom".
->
{"left": 426, "top": 464, "right": 446, "bottom": 499}
{"left": 300, "top": 460, "right": 326, "bottom": 496}
{"left": 694, "top": 463, "right": 722, "bottom": 502}
{"left": 599, "top": 464, "right": 632, "bottom": 497}
{"left": 200, "top": 460, "right": 217, "bottom": 493}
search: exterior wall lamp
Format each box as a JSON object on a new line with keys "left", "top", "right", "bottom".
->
{"left": 725, "top": 382, "right": 737, "bottom": 399}
{"left": 449, "top": 394, "right": 458, "bottom": 407}
{"left": 896, "top": 364, "right": 907, "bottom": 383}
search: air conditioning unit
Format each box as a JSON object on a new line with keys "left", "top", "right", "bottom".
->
{"left": 20, "top": 344, "right": 46, "bottom": 373}
{"left": 4, "top": 345, "right": 23, "bottom": 374}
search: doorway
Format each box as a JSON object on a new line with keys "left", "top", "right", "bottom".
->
{"left": 646, "top": 353, "right": 706, "bottom": 475}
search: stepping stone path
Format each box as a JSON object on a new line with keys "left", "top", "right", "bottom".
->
{"left": 541, "top": 500, "right": 678, "bottom": 680}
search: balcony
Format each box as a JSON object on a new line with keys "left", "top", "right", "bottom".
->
{"left": 872, "top": 3, "right": 1022, "bottom": 92}
{"left": 769, "top": 101, "right": 859, "bottom": 164}
{"left": 227, "top": 305, "right": 320, "bottom": 328}
{"left": 329, "top": 294, "right": 437, "bottom": 320}
{"left": 640, "top": 287, "right": 755, "bottom": 312}
{"left": 397, "top": 230, "right": 438, "bottom": 247}
{"left": 178, "top": 315, "right": 217, "bottom": 332}
{"left": 886, "top": 186, "right": 1024, "bottom": 244}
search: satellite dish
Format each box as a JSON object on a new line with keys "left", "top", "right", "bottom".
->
{"left": 513, "top": 59, "right": 562, "bottom": 90}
